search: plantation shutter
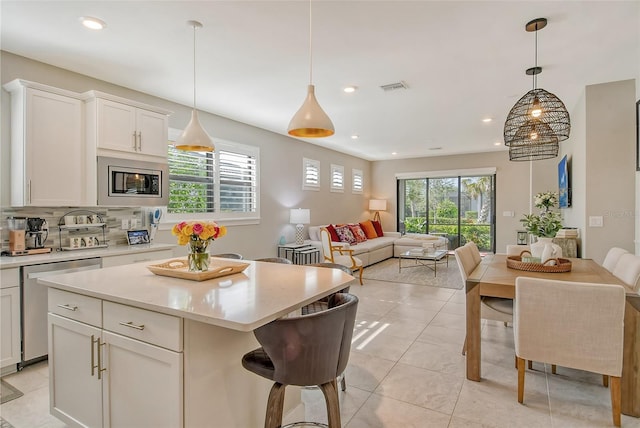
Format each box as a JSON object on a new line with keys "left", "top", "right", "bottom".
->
{"left": 303, "top": 158, "right": 320, "bottom": 190}
{"left": 330, "top": 164, "right": 344, "bottom": 192}
{"left": 168, "top": 146, "right": 215, "bottom": 213}
{"left": 219, "top": 149, "right": 257, "bottom": 213}
{"left": 352, "top": 169, "right": 363, "bottom": 194}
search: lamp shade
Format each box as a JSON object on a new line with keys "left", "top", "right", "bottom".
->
{"left": 289, "top": 208, "right": 310, "bottom": 225}
{"left": 504, "top": 88, "right": 570, "bottom": 146}
{"left": 175, "top": 109, "right": 214, "bottom": 152}
{"left": 287, "top": 85, "right": 335, "bottom": 138}
{"left": 369, "top": 199, "right": 387, "bottom": 211}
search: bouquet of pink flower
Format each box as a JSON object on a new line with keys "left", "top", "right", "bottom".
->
{"left": 171, "top": 220, "right": 227, "bottom": 247}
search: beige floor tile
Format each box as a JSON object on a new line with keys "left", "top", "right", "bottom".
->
{"left": 438, "top": 300, "right": 466, "bottom": 316}
{"left": 374, "top": 363, "right": 463, "bottom": 414}
{"left": 399, "top": 341, "right": 465, "bottom": 376}
{"left": 426, "top": 311, "right": 466, "bottom": 331}
{"left": 2, "top": 362, "right": 49, "bottom": 395}
{"left": 346, "top": 393, "right": 451, "bottom": 428}
{"left": 416, "top": 324, "right": 466, "bottom": 349}
{"left": 404, "top": 286, "right": 457, "bottom": 303}
{"left": 344, "top": 352, "right": 396, "bottom": 392}
{"left": 397, "top": 295, "right": 447, "bottom": 312}
{"left": 0, "top": 385, "right": 65, "bottom": 428}
{"left": 372, "top": 315, "right": 430, "bottom": 342}
{"left": 354, "top": 296, "right": 397, "bottom": 317}
{"left": 384, "top": 304, "right": 439, "bottom": 324}
{"left": 448, "top": 290, "right": 467, "bottom": 304}
{"left": 351, "top": 333, "right": 414, "bottom": 362}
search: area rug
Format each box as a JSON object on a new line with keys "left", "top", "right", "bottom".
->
{"left": 0, "top": 417, "right": 15, "bottom": 428}
{"left": 362, "top": 257, "right": 463, "bottom": 289}
{"left": 0, "top": 379, "right": 23, "bottom": 405}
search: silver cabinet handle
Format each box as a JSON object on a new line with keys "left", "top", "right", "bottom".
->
{"left": 57, "top": 304, "right": 78, "bottom": 311}
{"left": 132, "top": 131, "right": 137, "bottom": 150}
{"left": 119, "top": 321, "right": 145, "bottom": 331}
{"left": 91, "top": 334, "right": 98, "bottom": 376}
{"left": 137, "top": 131, "right": 142, "bottom": 151}
{"left": 96, "top": 337, "right": 106, "bottom": 380}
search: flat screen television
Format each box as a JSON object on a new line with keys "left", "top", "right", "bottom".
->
{"left": 558, "top": 155, "right": 570, "bottom": 208}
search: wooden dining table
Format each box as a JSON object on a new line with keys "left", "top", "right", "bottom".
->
{"left": 465, "top": 254, "right": 640, "bottom": 417}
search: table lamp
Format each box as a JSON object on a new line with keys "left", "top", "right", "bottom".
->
{"left": 290, "top": 208, "right": 310, "bottom": 245}
{"left": 369, "top": 199, "right": 387, "bottom": 223}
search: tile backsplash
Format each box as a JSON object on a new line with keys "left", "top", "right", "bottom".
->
{"left": 0, "top": 207, "right": 146, "bottom": 250}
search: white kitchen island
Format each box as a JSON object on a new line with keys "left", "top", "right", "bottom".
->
{"left": 39, "top": 258, "right": 354, "bottom": 428}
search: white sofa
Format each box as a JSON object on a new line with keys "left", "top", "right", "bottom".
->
{"left": 305, "top": 225, "right": 447, "bottom": 267}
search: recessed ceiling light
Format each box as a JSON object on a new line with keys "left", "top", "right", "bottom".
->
{"left": 343, "top": 86, "right": 357, "bottom": 93}
{"left": 80, "top": 16, "right": 107, "bottom": 30}
{"left": 351, "top": 135, "right": 359, "bottom": 139}
{"left": 391, "top": 152, "right": 397, "bottom": 156}
{"left": 482, "top": 118, "right": 493, "bottom": 123}
{"left": 494, "top": 141, "right": 502, "bottom": 146}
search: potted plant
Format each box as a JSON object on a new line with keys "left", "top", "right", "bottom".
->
{"left": 520, "top": 191, "right": 563, "bottom": 260}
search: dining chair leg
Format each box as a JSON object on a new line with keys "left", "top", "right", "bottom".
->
{"left": 358, "top": 267, "right": 363, "bottom": 285}
{"left": 610, "top": 376, "right": 621, "bottom": 427}
{"left": 319, "top": 379, "right": 342, "bottom": 428}
{"left": 517, "top": 357, "right": 526, "bottom": 403}
{"left": 264, "top": 382, "right": 286, "bottom": 428}
{"left": 340, "top": 372, "right": 347, "bottom": 391}
{"left": 462, "top": 336, "right": 467, "bottom": 356}
{"left": 603, "top": 374, "right": 609, "bottom": 388}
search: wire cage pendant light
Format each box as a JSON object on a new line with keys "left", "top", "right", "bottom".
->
{"left": 175, "top": 20, "right": 214, "bottom": 152}
{"left": 504, "top": 18, "right": 570, "bottom": 156}
{"left": 287, "top": 0, "right": 335, "bottom": 138}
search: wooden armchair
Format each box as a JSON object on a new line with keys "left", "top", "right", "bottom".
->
{"left": 319, "top": 228, "right": 363, "bottom": 285}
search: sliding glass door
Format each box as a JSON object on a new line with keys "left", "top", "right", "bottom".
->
{"left": 398, "top": 174, "right": 495, "bottom": 252}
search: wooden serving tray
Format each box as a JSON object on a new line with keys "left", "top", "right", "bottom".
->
{"left": 147, "top": 258, "right": 250, "bottom": 281}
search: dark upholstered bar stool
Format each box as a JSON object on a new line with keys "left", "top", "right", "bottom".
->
{"left": 242, "top": 293, "right": 358, "bottom": 428}
{"left": 210, "top": 252, "right": 244, "bottom": 260}
{"left": 254, "top": 257, "right": 292, "bottom": 264}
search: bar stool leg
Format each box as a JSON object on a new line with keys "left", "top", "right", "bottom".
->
{"left": 265, "top": 382, "right": 286, "bottom": 428}
{"left": 319, "top": 379, "right": 341, "bottom": 428}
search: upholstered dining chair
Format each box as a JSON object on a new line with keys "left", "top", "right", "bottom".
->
{"left": 455, "top": 243, "right": 513, "bottom": 355}
{"left": 254, "top": 257, "right": 292, "bottom": 264}
{"left": 319, "top": 227, "right": 363, "bottom": 285}
{"left": 242, "top": 293, "right": 358, "bottom": 428}
{"left": 603, "top": 247, "right": 629, "bottom": 272}
{"left": 514, "top": 277, "right": 626, "bottom": 427}
{"left": 612, "top": 253, "right": 640, "bottom": 292}
{"left": 210, "top": 253, "right": 243, "bottom": 260}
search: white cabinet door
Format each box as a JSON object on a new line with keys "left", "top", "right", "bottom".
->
{"left": 103, "top": 331, "right": 183, "bottom": 428}
{"left": 136, "top": 108, "right": 169, "bottom": 158}
{"left": 16, "top": 88, "right": 84, "bottom": 206}
{"left": 48, "top": 314, "right": 103, "bottom": 428}
{"left": 0, "top": 287, "right": 21, "bottom": 369}
{"left": 96, "top": 98, "right": 168, "bottom": 159}
{"left": 96, "top": 99, "right": 138, "bottom": 154}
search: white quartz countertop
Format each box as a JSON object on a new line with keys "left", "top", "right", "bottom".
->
{"left": 0, "top": 243, "right": 176, "bottom": 268}
{"left": 38, "top": 258, "right": 354, "bottom": 332}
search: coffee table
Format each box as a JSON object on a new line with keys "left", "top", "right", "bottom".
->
{"left": 398, "top": 249, "right": 449, "bottom": 277}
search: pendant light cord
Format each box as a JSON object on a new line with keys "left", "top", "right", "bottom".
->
{"left": 532, "top": 23, "right": 538, "bottom": 90}
{"left": 308, "top": 0, "right": 313, "bottom": 85}
{"left": 193, "top": 23, "right": 197, "bottom": 110}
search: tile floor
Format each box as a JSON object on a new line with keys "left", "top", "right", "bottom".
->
{"left": 1, "top": 276, "right": 639, "bottom": 427}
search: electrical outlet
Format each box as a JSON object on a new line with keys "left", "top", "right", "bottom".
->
{"left": 589, "top": 216, "right": 603, "bottom": 227}
{"left": 502, "top": 211, "right": 515, "bottom": 217}
{"left": 130, "top": 218, "right": 139, "bottom": 229}
{"left": 121, "top": 219, "right": 130, "bottom": 230}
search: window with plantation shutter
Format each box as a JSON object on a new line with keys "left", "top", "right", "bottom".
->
{"left": 352, "top": 169, "right": 363, "bottom": 194}
{"left": 330, "top": 164, "right": 344, "bottom": 193}
{"left": 302, "top": 158, "right": 320, "bottom": 191}
{"left": 166, "top": 129, "right": 260, "bottom": 223}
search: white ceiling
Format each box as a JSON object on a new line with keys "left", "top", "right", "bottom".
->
{"left": 2, "top": 1, "right": 638, "bottom": 161}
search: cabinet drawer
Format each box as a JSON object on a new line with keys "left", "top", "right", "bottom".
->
{"left": 103, "top": 301, "right": 182, "bottom": 351}
{"left": 101, "top": 249, "right": 173, "bottom": 268}
{"left": 48, "top": 288, "right": 102, "bottom": 327}
{"left": 0, "top": 268, "right": 20, "bottom": 289}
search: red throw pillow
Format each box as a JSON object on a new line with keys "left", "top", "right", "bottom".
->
{"left": 349, "top": 224, "right": 368, "bottom": 243}
{"left": 334, "top": 225, "right": 357, "bottom": 244}
{"left": 325, "top": 224, "right": 341, "bottom": 242}
{"left": 359, "top": 220, "right": 378, "bottom": 239}
{"left": 372, "top": 220, "right": 384, "bottom": 237}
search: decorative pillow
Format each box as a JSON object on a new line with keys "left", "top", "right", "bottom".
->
{"left": 359, "top": 220, "right": 378, "bottom": 239}
{"left": 349, "top": 224, "right": 367, "bottom": 243}
{"left": 372, "top": 220, "right": 384, "bottom": 237}
{"left": 334, "top": 225, "right": 357, "bottom": 244}
{"left": 326, "top": 224, "right": 341, "bottom": 242}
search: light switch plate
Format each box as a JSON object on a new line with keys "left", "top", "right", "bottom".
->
{"left": 502, "top": 211, "right": 515, "bottom": 217}
{"left": 589, "top": 216, "right": 603, "bottom": 227}
{"left": 121, "top": 219, "right": 130, "bottom": 230}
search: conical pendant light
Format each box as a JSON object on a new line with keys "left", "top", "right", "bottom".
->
{"left": 175, "top": 20, "right": 214, "bottom": 152}
{"left": 287, "top": 0, "right": 334, "bottom": 138}
{"left": 504, "top": 18, "right": 570, "bottom": 153}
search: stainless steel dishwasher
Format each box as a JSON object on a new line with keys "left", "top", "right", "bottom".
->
{"left": 21, "top": 257, "right": 102, "bottom": 368}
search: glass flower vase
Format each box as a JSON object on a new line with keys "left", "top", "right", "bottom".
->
{"left": 188, "top": 239, "right": 210, "bottom": 272}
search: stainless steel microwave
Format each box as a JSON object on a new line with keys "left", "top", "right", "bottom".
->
{"left": 97, "top": 156, "right": 169, "bottom": 206}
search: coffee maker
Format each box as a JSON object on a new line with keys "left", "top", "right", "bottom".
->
{"left": 26, "top": 218, "right": 49, "bottom": 249}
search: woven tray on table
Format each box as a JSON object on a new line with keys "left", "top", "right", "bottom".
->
{"left": 506, "top": 251, "right": 572, "bottom": 273}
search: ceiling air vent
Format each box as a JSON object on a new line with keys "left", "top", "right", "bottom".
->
{"left": 380, "top": 80, "right": 408, "bottom": 91}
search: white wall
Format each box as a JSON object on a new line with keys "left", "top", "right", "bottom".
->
{"left": 1, "top": 52, "right": 372, "bottom": 259}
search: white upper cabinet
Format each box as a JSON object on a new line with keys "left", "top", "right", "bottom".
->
{"left": 3, "top": 79, "right": 91, "bottom": 207}
{"left": 86, "top": 93, "right": 171, "bottom": 162}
